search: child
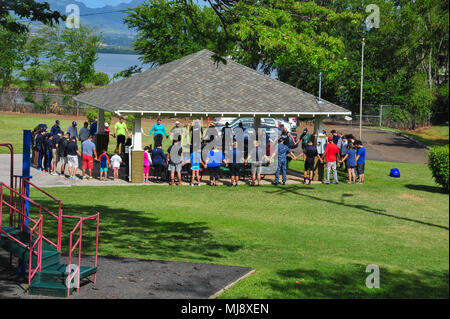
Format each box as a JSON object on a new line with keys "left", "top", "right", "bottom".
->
{"left": 143, "top": 146, "right": 152, "bottom": 183}
{"left": 189, "top": 148, "right": 205, "bottom": 186}
{"left": 340, "top": 143, "right": 356, "bottom": 184}
{"left": 97, "top": 149, "right": 110, "bottom": 181}
{"left": 110, "top": 149, "right": 122, "bottom": 181}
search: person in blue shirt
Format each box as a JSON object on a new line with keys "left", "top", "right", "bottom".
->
{"left": 151, "top": 144, "right": 166, "bottom": 183}
{"left": 189, "top": 148, "right": 205, "bottom": 186}
{"left": 89, "top": 119, "right": 98, "bottom": 137}
{"left": 355, "top": 141, "right": 366, "bottom": 184}
{"left": 272, "top": 138, "right": 296, "bottom": 185}
{"left": 205, "top": 146, "right": 226, "bottom": 186}
{"left": 145, "top": 118, "right": 168, "bottom": 147}
{"left": 51, "top": 120, "right": 63, "bottom": 136}
{"left": 339, "top": 143, "right": 357, "bottom": 184}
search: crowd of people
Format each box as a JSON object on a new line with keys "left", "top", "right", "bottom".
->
{"left": 31, "top": 118, "right": 129, "bottom": 181}
{"left": 30, "top": 117, "right": 366, "bottom": 186}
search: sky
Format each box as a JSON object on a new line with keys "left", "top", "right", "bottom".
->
{"left": 77, "top": 0, "right": 207, "bottom": 8}
{"left": 77, "top": 1, "right": 134, "bottom": 8}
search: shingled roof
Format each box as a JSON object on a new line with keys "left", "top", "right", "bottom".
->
{"left": 74, "top": 49, "right": 351, "bottom": 117}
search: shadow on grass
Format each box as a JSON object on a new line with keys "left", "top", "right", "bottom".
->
{"left": 405, "top": 184, "right": 448, "bottom": 194}
{"left": 26, "top": 199, "right": 242, "bottom": 262}
{"left": 0, "top": 251, "right": 26, "bottom": 298}
{"left": 265, "top": 185, "right": 449, "bottom": 231}
{"left": 266, "top": 265, "right": 449, "bottom": 298}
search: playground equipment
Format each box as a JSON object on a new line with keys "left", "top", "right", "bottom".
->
{"left": 0, "top": 141, "right": 99, "bottom": 297}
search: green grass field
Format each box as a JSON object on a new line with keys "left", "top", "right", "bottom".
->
{"left": 0, "top": 113, "right": 174, "bottom": 154}
{"left": 2, "top": 160, "right": 446, "bottom": 299}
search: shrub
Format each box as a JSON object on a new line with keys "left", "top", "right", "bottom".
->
{"left": 92, "top": 72, "right": 110, "bottom": 86}
{"left": 427, "top": 145, "right": 449, "bottom": 192}
{"left": 86, "top": 106, "right": 112, "bottom": 125}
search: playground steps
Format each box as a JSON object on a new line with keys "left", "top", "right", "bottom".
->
{"left": 1, "top": 226, "right": 97, "bottom": 297}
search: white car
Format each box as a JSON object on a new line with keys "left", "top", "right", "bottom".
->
{"left": 288, "top": 117, "right": 299, "bottom": 129}
{"left": 260, "top": 118, "right": 280, "bottom": 128}
{"left": 275, "top": 118, "right": 293, "bottom": 132}
{"left": 214, "top": 117, "right": 236, "bottom": 126}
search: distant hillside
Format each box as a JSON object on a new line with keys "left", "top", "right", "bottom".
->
{"left": 36, "top": 0, "right": 146, "bottom": 46}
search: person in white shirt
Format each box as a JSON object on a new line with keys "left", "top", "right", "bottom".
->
{"left": 110, "top": 149, "right": 123, "bottom": 181}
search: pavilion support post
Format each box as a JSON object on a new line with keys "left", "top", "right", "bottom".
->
{"left": 131, "top": 114, "right": 144, "bottom": 184}
{"left": 313, "top": 115, "right": 325, "bottom": 182}
{"left": 95, "top": 109, "right": 108, "bottom": 154}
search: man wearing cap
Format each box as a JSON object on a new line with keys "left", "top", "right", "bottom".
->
{"left": 66, "top": 121, "right": 78, "bottom": 141}
{"left": 67, "top": 137, "right": 81, "bottom": 180}
{"left": 169, "top": 121, "right": 183, "bottom": 145}
{"left": 51, "top": 120, "right": 63, "bottom": 136}
{"left": 272, "top": 138, "right": 296, "bottom": 185}
{"left": 321, "top": 136, "right": 340, "bottom": 184}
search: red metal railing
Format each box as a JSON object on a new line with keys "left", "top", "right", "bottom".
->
{"left": 65, "top": 213, "right": 100, "bottom": 297}
{"left": 0, "top": 182, "right": 44, "bottom": 285}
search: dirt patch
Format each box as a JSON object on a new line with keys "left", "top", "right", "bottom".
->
{"left": 398, "top": 193, "right": 425, "bottom": 202}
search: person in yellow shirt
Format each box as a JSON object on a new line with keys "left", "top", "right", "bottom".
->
{"left": 114, "top": 117, "right": 130, "bottom": 154}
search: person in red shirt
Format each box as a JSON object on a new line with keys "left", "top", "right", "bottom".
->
{"left": 321, "top": 136, "right": 340, "bottom": 184}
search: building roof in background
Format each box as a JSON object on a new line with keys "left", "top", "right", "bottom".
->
{"left": 74, "top": 49, "right": 351, "bottom": 117}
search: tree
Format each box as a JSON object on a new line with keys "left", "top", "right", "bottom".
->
{"left": 20, "top": 33, "right": 52, "bottom": 90}
{"left": 125, "top": 0, "right": 226, "bottom": 66}
{"left": 112, "top": 65, "right": 143, "bottom": 82}
{"left": 0, "top": 0, "right": 64, "bottom": 33}
{"left": 46, "top": 25, "right": 102, "bottom": 94}
{"left": 0, "top": 18, "right": 27, "bottom": 91}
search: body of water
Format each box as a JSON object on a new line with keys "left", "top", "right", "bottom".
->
{"left": 95, "top": 53, "right": 150, "bottom": 79}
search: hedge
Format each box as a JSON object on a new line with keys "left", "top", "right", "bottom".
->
{"left": 428, "top": 145, "right": 449, "bottom": 192}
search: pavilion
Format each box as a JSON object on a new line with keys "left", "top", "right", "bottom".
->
{"left": 74, "top": 49, "right": 351, "bottom": 183}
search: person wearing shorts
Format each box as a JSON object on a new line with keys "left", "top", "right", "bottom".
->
{"left": 226, "top": 142, "right": 244, "bottom": 187}
{"left": 110, "top": 149, "right": 122, "bottom": 181}
{"left": 295, "top": 140, "right": 320, "bottom": 184}
{"left": 81, "top": 135, "right": 97, "bottom": 179}
{"left": 114, "top": 117, "right": 129, "bottom": 154}
{"left": 355, "top": 141, "right": 366, "bottom": 184}
{"left": 50, "top": 133, "right": 60, "bottom": 176}
{"left": 167, "top": 140, "right": 184, "bottom": 186}
{"left": 189, "top": 149, "right": 204, "bottom": 186}
{"left": 97, "top": 150, "right": 110, "bottom": 181}
{"left": 205, "top": 146, "right": 226, "bottom": 186}
{"left": 58, "top": 133, "right": 69, "bottom": 176}
{"left": 340, "top": 143, "right": 357, "bottom": 184}
{"left": 66, "top": 137, "right": 81, "bottom": 180}
{"left": 246, "top": 140, "right": 268, "bottom": 186}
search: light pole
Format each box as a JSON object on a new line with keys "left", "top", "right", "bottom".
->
{"left": 359, "top": 37, "right": 365, "bottom": 140}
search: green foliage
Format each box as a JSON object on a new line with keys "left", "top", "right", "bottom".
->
{"left": 45, "top": 25, "right": 102, "bottom": 94}
{"left": 0, "top": 17, "right": 27, "bottom": 90}
{"left": 86, "top": 107, "right": 112, "bottom": 125}
{"left": 112, "top": 65, "right": 142, "bottom": 82}
{"left": 404, "top": 74, "right": 435, "bottom": 129}
{"left": 124, "top": 0, "right": 226, "bottom": 66}
{"left": 126, "top": 115, "right": 134, "bottom": 131}
{"left": 92, "top": 72, "right": 110, "bottom": 86}
{"left": 0, "top": 0, "right": 64, "bottom": 33}
{"left": 428, "top": 145, "right": 449, "bottom": 192}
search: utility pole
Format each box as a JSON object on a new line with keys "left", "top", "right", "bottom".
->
{"left": 318, "top": 72, "right": 323, "bottom": 104}
{"left": 359, "top": 38, "right": 365, "bottom": 140}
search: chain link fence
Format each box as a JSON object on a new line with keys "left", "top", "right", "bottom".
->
{"left": 0, "top": 89, "right": 89, "bottom": 116}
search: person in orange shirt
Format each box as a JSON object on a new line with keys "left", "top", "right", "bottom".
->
{"left": 97, "top": 150, "right": 111, "bottom": 181}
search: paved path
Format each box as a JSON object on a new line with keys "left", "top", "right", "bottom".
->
{"left": 294, "top": 124, "right": 428, "bottom": 164}
{"left": 0, "top": 250, "right": 254, "bottom": 299}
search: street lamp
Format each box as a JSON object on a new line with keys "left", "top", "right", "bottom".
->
{"left": 359, "top": 37, "right": 365, "bottom": 140}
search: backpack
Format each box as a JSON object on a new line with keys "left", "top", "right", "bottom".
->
{"left": 390, "top": 168, "right": 400, "bottom": 178}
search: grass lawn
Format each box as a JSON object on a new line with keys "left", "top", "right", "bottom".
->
{"left": 365, "top": 125, "right": 449, "bottom": 147}
{"left": 4, "top": 160, "right": 447, "bottom": 299}
{"left": 0, "top": 113, "right": 174, "bottom": 154}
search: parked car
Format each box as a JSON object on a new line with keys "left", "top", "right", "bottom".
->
{"left": 275, "top": 118, "right": 293, "bottom": 132}
{"left": 213, "top": 117, "right": 236, "bottom": 126}
{"left": 288, "top": 117, "right": 299, "bottom": 129}
{"left": 260, "top": 118, "right": 279, "bottom": 128}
